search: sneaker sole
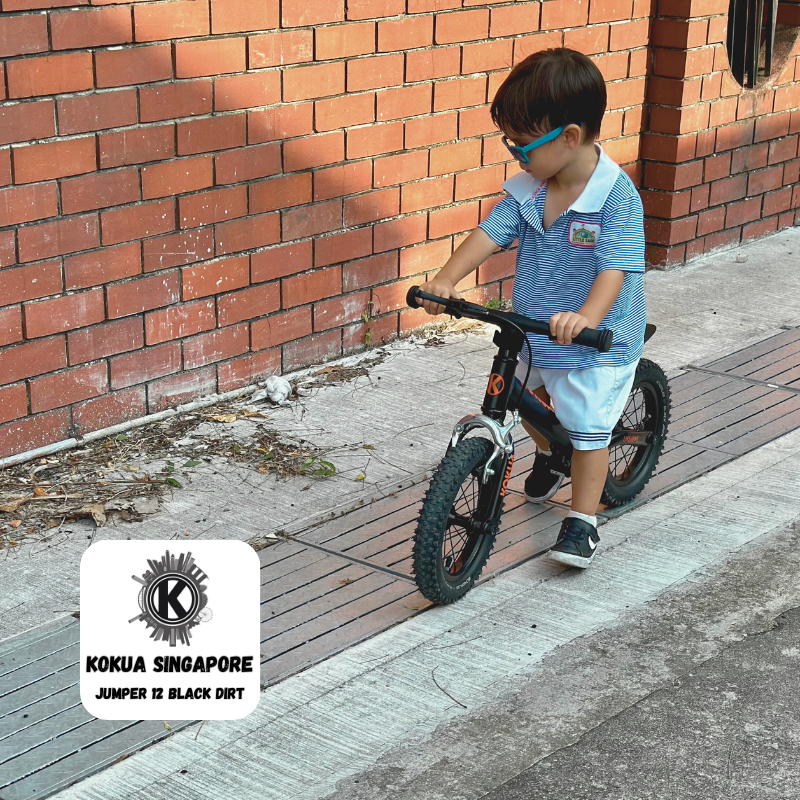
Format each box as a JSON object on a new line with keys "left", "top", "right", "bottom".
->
{"left": 524, "top": 474, "right": 564, "bottom": 504}
{"left": 546, "top": 549, "right": 595, "bottom": 569}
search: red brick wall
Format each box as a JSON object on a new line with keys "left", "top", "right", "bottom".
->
{"left": 0, "top": 0, "right": 656, "bottom": 458}
{"left": 643, "top": 0, "right": 800, "bottom": 265}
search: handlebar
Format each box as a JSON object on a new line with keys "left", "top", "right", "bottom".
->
{"left": 406, "top": 286, "right": 613, "bottom": 353}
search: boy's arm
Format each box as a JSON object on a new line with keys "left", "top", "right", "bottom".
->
{"left": 421, "top": 228, "right": 499, "bottom": 316}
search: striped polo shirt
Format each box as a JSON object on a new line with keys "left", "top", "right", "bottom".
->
{"left": 478, "top": 143, "right": 647, "bottom": 370}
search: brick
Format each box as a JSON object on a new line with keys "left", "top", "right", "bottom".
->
{"left": 282, "top": 265, "right": 341, "bottom": 308}
{"left": 429, "top": 201, "right": 479, "bottom": 238}
{"left": 708, "top": 96, "right": 737, "bottom": 128}
{"left": 0, "top": 183, "right": 57, "bottom": 227}
{"left": 251, "top": 240, "right": 312, "bottom": 283}
{"left": 0, "top": 100, "right": 54, "bottom": 146}
{"left": 763, "top": 187, "right": 793, "bottom": 217}
{"left": 249, "top": 29, "right": 313, "bottom": 68}
{"left": 215, "top": 211, "right": 281, "bottom": 256}
{"left": 644, "top": 216, "right": 698, "bottom": 246}
{"left": 0, "top": 13, "right": 49, "bottom": 57}
{"left": 283, "top": 0, "right": 343, "bottom": 27}
{"left": 284, "top": 62, "right": 346, "bottom": 102}
{"left": 564, "top": 24, "right": 610, "bottom": 55}
{"left": 72, "top": 387, "right": 148, "bottom": 434}
{"left": 13, "top": 137, "right": 96, "bottom": 184}
{"left": 215, "top": 71, "right": 281, "bottom": 111}
{"left": 215, "top": 142, "right": 281, "bottom": 184}
{"left": 0, "top": 336, "right": 66, "bottom": 385}
{"left": 0, "top": 230, "right": 12, "bottom": 270}
{"left": 217, "top": 283, "right": 280, "bottom": 326}
{"left": 609, "top": 17, "right": 649, "bottom": 50}
{"left": 743, "top": 216, "right": 778, "bottom": 241}
{"left": 704, "top": 152, "right": 731, "bottom": 183}
{"left": 217, "top": 349, "right": 281, "bottom": 392}
{"left": 456, "top": 165, "right": 505, "bottom": 200}
{"left": 347, "top": 121, "right": 404, "bottom": 159}
{"left": 342, "top": 252, "right": 397, "bottom": 291}
{"left": 434, "top": 75, "right": 487, "bottom": 111}
{"left": 0, "top": 261, "right": 62, "bottom": 307}
{"left": 725, "top": 196, "right": 762, "bottom": 229}
{"left": 249, "top": 173, "right": 312, "bottom": 213}
{"left": 0, "top": 410, "right": 70, "bottom": 461}
{"left": 147, "top": 366, "right": 217, "bottom": 413}
{"left": 110, "top": 342, "right": 181, "bottom": 389}
{"left": 183, "top": 323, "right": 249, "bottom": 368}
{"left": 65, "top": 242, "right": 141, "bottom": 289}
{"left": 108, "top": 273, "right": 180, "bottom": 319}
{"left": 99, "top": 125, "right": 176, "bottom": 168}
{"left": 0, "top": 383, "right": 27, "bottom": 426}
{"left": 651, "top": 18, "right": 708, "bottom": 49}
{"left": 251, "top": 306, "right": 312, "bottom": 350}
{"left": 590, "top": 0, "right": 633, "bottom": 22}
{"left": 143, "top": 229, "right": 215, "bottom": 272}
{"left": 0, "top": 307, "right": 23, "bottom": 348}
{"left": 57, "top": 90, "right": 137, "bottom": 136}
{"left": 142, "top": 155, "right": 214, "bottom": 200}
{"left": 182, "top": 255, "right": 250, "bottom": 299}
{"left": 18, "top": 215, "right": 99, "bottom": 263}
{"left": 483, "top": 134, "right": 513, "bottom": 166}
{"left": 430, "top": 139, "right": 482, "bottom": 176}
{"left": 3, "top": 0, "right": 87, "bottom": 8}
{"left": 462, "top": 39, "right": 515, "bottom": 73}
{"left": 176, "top": 38, "right": 246, "bottom": 78}
{"left": 7, "top": 52, "right": 93, "bottom": 98}
{"left": 654, "top": 47, "right": 715, "bottom": 79}
{"left": 95, "top": 44, "right": 173, "bottom": 88}
{"left": 774, "top": 84, "right": 800, "bottom": 113}
{"left": 747, "top": 165, "right": 783, "bottom": 195}
{"left": 696, "top": 206, "right": 726, "bottom": 237}
{"left": 768, "top": 136, "right": 799, "bottom": 165}
{"left": 24, "top": 288, "right": 104, "bottom": 339}
{"left": 64, "top": 318, "right": 139, "bottom": 366}
{"left": 457, "top": 107, "right": 493, "bottom": 140}
{"left": 51, "top": 6, "right": 132, "bottom": 49}
{"left": 284, "top": 131, "right": 344, "bottom": 172}
{"left": 400, "top": 238, "right": 451, "bottom": 278}
{"left": 709, "top": 174, "right": 747, "bottom": 206}
{"left": 344, "top": 309, "right": 396, "bottom": 351}
{"left": 371, "top": 276, "right": 420, "bottom": 316}
{"left": 379, "top": 15, "right": 433, "bottom": 51}
{"left": 315, "top": 227, "right": 372, "bottom": 268}
{"left": 316, "top": 92, "right": 376, "bottom": 132}
{"left": 606, "top": 77, "right": 647, "bottom": 111}
{"left": 783, "top": 159, "right": 800, "bottom": 186}
{"left": 134, "top": 0, "right": 210, "bottom": 42}
{"left": 590, "top": 49, "right": 628, "bottom": 80}
{"left": 514, "top": 31, "right": 564, "bottom": 63}
{"left": 377, "top": 84, "right": 432, "bottom": 121}
{"left": 314, "top": 290, "right": 370, "bottom": 332}
{"left": 374, "top": 213, "right": 428, "bottom": 252}
{"left": 715, "top": 119, "right": 754, "bottom": 152}
{"left": 542, "top": 0, "right": 589, "bottom": 29}
{"left": 348, "top": 0, "right": 405, "bottom": 19}
{"left": 102, "top": 199, "right": 176, "bottom": 245}
{"left": 477, "top": 247, "right": 515, "bottom": 284}
{"left": 248, "top": 102, "right": 313, "bottom": 142}
{"left": 400, "top": 175, "right": 453, "bottom": 213}
{"left": 140, "top": 80, "right": 212, "bottom": 123}
{"left": 405, "top": 112, "right": 458, "bottom": 148}
{"left": 283, "top": 199, "right": 342, "bottom": 240}
{"left": 755, "top": 113, "right": 791, "bottom": 143}
{"left": 176, "top": 115, "right": 247, "bottom": 158}
{"left": 61, "top": 168, "right": 139, "bottom": 216}
{"left": 436, "top": 9, "right": 489, "bottom": 44}
{"left": 179, "top": 186, "right": 247, "bottom": 228}
{"left": 344, "top": 187, "right": 399, "bottom": 226}
{"left": 374, "top": 150, "right": 429, "bottom": 188}
{"left": 347, "top": 53, "right": 404, "bottom": 91}
{"left": 406, "top": 46, "right": 461, "bottom": 83}
{"left": 317, "top": 22, "right": 375, "bottom": 60}
{"left": 211, "top": 0, "right": 280, "bottom": 34}
{"left": 314, "top": 160, "right": 373, "bottom": 201}
{"left": 490, "top": 4, "right": 539, "bottom": 37}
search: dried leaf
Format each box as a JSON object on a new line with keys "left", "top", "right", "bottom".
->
{"left": 363, "top": 444, "right": 375, "bottom": 450}
{"left": 241, "top": 410, "right": 270, "bottom": 419}
{"left": 338, "top": 578, "right": 354, "bottom": 585}
{"left": 120, "top": 465, "right": 140, "bottom": 472}
{"left": 8, "top": 539, "right": 18, "bottom": 546}
{"left": 9, "top": 520, "right": 21, "bottom": 528}
{"left": 209, "top": 414, "right": 237, "bottom": 424}
{"left": 79, "top": 503, "right": 107, "bottom": 527}
{"left": 0, "top": 499, "right": 26, "bottom": 513}
{"left": 33, "top": 487, "right": 48, "bottom": 497}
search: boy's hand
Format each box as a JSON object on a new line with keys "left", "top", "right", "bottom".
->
{"left": 549, "top": 311, "right": 590, "bottom": 345}
{"left": 421, "top": 277, "right": 462, "bottom": 316}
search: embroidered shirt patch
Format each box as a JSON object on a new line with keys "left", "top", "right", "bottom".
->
{"left": 569, "top": 220, "right": 602, "bottom": 248}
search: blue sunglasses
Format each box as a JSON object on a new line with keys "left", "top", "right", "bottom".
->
{"left": 502, "top": 124, "right": 582, "bottom": 164}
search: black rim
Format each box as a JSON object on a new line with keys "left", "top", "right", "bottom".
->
{"left": 441, "top": 463, "right": 489, "bottom": 583}
{"left": 608, "top": 380, "right": 660, "bottom": 486}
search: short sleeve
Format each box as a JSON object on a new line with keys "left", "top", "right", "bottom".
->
{"left": 478, "top": 194, "right": 521, "bottom": 249}
{"left": 595, "top": 193, "right": 645, "bottom": 274}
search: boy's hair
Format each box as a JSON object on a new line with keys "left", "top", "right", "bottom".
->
{"left": 490, "top": 48, "right": 607, "bottom": 143}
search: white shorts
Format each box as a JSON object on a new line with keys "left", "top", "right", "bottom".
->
{"left": 514, "top": 359, "right": 639, "bottom": 451}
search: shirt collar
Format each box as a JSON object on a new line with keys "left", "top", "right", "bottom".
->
{"left": 500, "top": 143, "right": 620, "bottom": 216}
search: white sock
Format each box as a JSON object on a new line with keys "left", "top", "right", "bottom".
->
{"left": 567, "top": 510, "right": 597, "bottom": 528}
{"left": 536, "top": 445, "right": 552, "bottom": 457}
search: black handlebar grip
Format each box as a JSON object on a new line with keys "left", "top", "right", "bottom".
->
{"left": 572, "top": 327, "right": 613, "bottom": 353}
{"left": 406, "top": 285, "right": 422, "bottom": 309}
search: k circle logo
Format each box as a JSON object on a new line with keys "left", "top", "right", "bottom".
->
{"left": 487, "top": 373, "right": 505, "bottom": 396}
{"left": 131, "top": 551, "right": 209, "bottom": 647}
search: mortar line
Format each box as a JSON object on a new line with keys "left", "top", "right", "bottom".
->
{"left": 681, "top": 364, "right": 800, "bottom": 395}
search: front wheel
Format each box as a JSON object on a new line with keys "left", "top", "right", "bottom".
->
{"left": 412, "top": 437, "right": 501, "bottom": 605}
{"left": 602, "top": 358, "right": 671, "bottom": 508}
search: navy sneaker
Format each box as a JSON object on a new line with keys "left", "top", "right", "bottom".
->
{"left": 524, "top": 450, "right": 565, "bottom": 503}
{"left": 547, "top": 517, "right": 599, "bottom": 569}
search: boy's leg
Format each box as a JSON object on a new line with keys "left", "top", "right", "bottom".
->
{"left": 520, "top": 385, "right": 551, "bottom": 451}
{"left": 569, "top": 446, "right": 609, "bottom": 516}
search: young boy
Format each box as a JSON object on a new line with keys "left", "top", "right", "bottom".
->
{"left": 420, "top": 48, "right": 647, "bottom": 569}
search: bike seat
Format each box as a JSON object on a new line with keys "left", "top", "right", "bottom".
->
{"left": 644, "top": 323, "right": 656, "bottom": 343}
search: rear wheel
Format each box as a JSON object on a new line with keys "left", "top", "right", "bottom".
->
{"left": 412, "top": 437, "right": 500, "bottom": 605}
{"left": 601, "top": 358, "right": 671, "bottom": 508}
